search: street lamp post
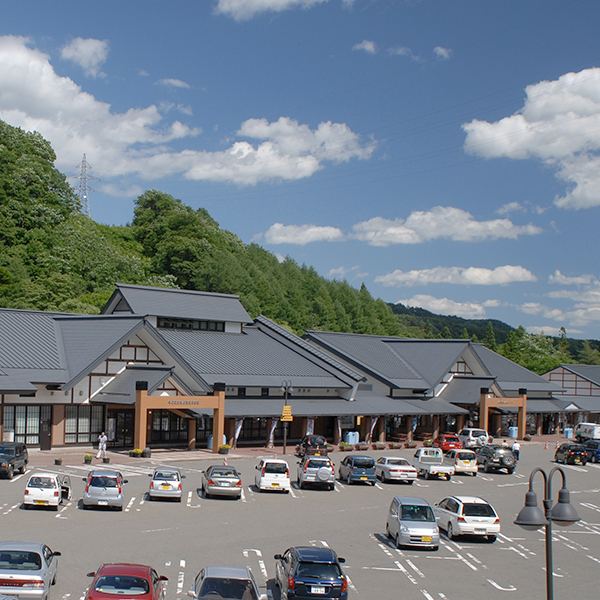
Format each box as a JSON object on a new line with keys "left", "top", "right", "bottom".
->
{"left": 514, "top": 466, "right": 580, "bottom": 600}
{"left": 280, "top": 380, "right": 293, "bottom": 455}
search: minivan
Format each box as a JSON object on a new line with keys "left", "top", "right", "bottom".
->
{"left": 0, "top": 442, "right": 28, "bottom": 479}
{"left": 386, "top": 496, "right": 440, "bottom": 550}
{"left": 338, "top": 455, "right": 377, "bottom": 485}
{"left": 255, "top": 458, "right": 291, "bottom": 493}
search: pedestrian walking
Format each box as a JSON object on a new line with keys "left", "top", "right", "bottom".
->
{"left": 96, "top": 431, "right": 107, "bottom": 459}
{"left": 512, "top": 439, "right": 521, "bottom": 461}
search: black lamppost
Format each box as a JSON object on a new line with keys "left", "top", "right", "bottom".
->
{"left": 514, "top": 467, "right": 580, "bottom": 600}
{"left": 280, "top": 380, "right": 293, "bottom": 455}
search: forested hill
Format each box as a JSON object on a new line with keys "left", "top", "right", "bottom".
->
{"left": 1, "top": 119, "right": 598, "bottom": 371}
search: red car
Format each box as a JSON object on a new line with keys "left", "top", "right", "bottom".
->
{"left": 433, "top": 434, "right": 462, "bottom": 452}
{"left": 86, "top": 564, "right": 168, "bottom": 600}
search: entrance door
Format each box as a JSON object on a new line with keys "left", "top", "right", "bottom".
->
{"left": 39, "top": 406, "right": 52, "bottom": 450}
{"left": 114, "top": 411, "right": 135, "bottom": 447}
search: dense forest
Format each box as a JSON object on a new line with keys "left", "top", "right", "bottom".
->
{"left": 1, "top": 119, "right": 599, "bottom": 373}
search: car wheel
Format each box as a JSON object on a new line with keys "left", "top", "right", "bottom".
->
{"left": 299, "top": 480, "right": 305, "bottom": 489}
{"left": 507, "top": 468, "right": 515, "bottom": 475}
{"left": 484, "top": 463, "right": 492, "bottom": 473}
{"left": 582, "top": 461, "right": 588, "bottom": 466}
{"left": 386, "top": 523, "right": 391, "bottom": 539}
{"left": 447, "top": 523, "right": 454, "bottom": 540}
{"left": 6, "top": 465, "right": 14, "bottom": 479}
{"left": 346, "top": 474, "right": 351, "bottom": 485}
{"left": 593, "top": 455, "right": 598, "bottom": 463}
{"left": 118, "top": 504, "right": 123, "bottom": 511}
{"left": 408, "top": 480, "right": 414, "bottom": 485}
{"left": 446, "top": 474, "right": 452, "bottom": 481}
{"left": 381, "top": 471, "right": 387, "bottom": 483}
{"left": 53, "top": 504, "right": 59, "bottom": 512}
{"left": 395, "top": 532, "right": 401, "bottom": 549}
{"left": 328, "top": 482, "right": 334, "bottom": 491}
{"left": 472, "top": 471, "right": 477, "bottom": 477}
{"left": 52, "top": 572, "right": 57, "bottom": 585}
{"left": 487, "top": 534, "right": 497, "bottom": 543}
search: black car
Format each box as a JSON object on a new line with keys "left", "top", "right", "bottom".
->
{"left": 0, "top": 442, "right": 28, "bottom": 479}
{"left": 297, "top": 435, "right": 328, "bottom": 458}
{"left": 274, "top": 546, "right": 347, "bottom": 600}
{"left": 475, "top": 445, "right": 516, "bottom": 474}
{"left": 554, "top": 443, "right": 588, "bottom": 465}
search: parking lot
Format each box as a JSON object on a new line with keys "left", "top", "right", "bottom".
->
{"left": 2, "top": 442, "right": 600, "bottom": 599}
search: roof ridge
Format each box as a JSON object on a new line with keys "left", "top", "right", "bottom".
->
{"left": 115, "top": 283, "right": 240, "bottom": 300}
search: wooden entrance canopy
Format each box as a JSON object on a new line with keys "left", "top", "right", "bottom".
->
{"left": 479, "top": 388, "right": 527, "bottom": 440}
{"left": 134, "top": 386, "right": 225, "bottom": 453}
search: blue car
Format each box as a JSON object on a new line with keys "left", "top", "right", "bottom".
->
{"left": 584, "top": 440, "right": 600, "bottom": 463}
{"left": 338, "top": 454, "right": 376, "bottom": 485}
{"left": 274, "top": 546, "right": 347, "bottom": 600}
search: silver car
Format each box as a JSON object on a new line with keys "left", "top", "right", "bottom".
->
{"left": 296, "top": 456, "right": 335, "bottom": 490}
{"left": 201, "top": 465, "right": 243, "bottom": 499}
{"left": 386, "top": 496, "right": 440, "bottom": 550}
{"left": 148, "top": 467, "right": 184, "bottom": 501}
{"left": 188, "top": 566, "right": 260, "bottom": 600}
{"left": 82, "top": 470, "right": 128, "bottom": 510}
{"left": 0, "top": 541, "right": 61, "bottom": 600}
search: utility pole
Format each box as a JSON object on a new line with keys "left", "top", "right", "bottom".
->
{"left": 71, "top": 154, "right": 100, "bottom": 218}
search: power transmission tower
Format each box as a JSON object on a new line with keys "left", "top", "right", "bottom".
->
{"left": 71, "top": 154, "right": 100, "bottom": 217}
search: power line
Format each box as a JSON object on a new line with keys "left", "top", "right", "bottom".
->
{"left": 70, "top": 154, "right": 101, "bottom": 217}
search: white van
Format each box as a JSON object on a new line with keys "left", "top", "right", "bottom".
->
{"left": 575, "top": 422, "right": 600, "bottom": 442}
{"left": 255, "top": 458, "right": 291, "bottom": 493}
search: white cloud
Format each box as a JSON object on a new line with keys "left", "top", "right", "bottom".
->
{"left": 260, "top": 223, "right": 344, "bottom": 245}
{"left": 496, "top": 201, "right": 524, "bottom": 215}
{"left": 327, "top": 265, "right": 366, "bottom": 279}
{"left": 398, "top": 295, "right": 488, "bottom": 318}
{"left": 353, "top": 40, "right": 377, "bottom": 54}
{"left": 213, "top": 0, "right": 328, "bottom": 21}
{"left": 375, "top": 265, "right": 536, "bottom": 288}
{"left": 549, "top": 270, "right": 596, "bottom": 285}
{"left": 61, "top": 37, "right": 109, "bottom": 78}
{"left": 527, "top": 325, "right": 583, "bottom": 336}
{"left": 157, "top": 78, "right": 190, "bottom": 89}
{"left": 387, "top": 46, "right": 421, "bottom": 62}
{"left": 0, "top": 36, "right": 374, "bottom": 189}
{"left": 433, "top": 46, "right": 451, "bottom": 60}
{"left": 463, "top": 67, "right": 600, "bottom": 210}
{"left": 351, "top": 206, "right": 542, "bottom": 246}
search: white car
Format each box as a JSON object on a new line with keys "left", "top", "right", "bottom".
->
{"left": 23, "top": 473, "right": 72, "bottom": 511}
{"left": 457, "top": 428, "right": 492, "bottom": 449}
{"left": 375, "top": 456, "right": 417, "bottom": 484}
{"left": 148, "top": 467, "right": 184, "bottom": 501}
{"left": 434, "top": 495, "right": 500, "bottom": 543}
{"left": 254, "top": 458, "right": 290, "bottom": 493}
{"left": 443, "top": 449, "right": 478, "bottom": 476}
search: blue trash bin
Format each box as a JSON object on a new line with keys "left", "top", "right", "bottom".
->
{"left": 508, "top": 427, "right": 518, "bottom": 438}
{"left": 564, "top": 428, "right": 573, "bottom": 439}
{"left": 207, "top": 434, "right": 227, "bottom": 449}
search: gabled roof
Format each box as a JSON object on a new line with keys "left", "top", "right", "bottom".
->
{"left": 438, "top": 376, "right": 497, "bottom": 406}
{"left": 553, "top": 364, "right": 600, "bottom": 387}
{"left": 155, "top": 326, "right": 353, "bottom": 389}
{"left": 101, "top": 283, "right": 251, "bottom": 323}
{"left": 304, "top": 331, "right": 427, "bottom": 390}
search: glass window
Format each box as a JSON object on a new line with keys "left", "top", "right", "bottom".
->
{"left": 64, "top": 405, "right": 104, "bottom": 444}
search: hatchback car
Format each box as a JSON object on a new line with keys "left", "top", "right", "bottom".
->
{"left": 433, "top": 434, "right": 462, "bottom": 452}
{"left": 443, "top": 449, "right": 478, "bottom": 476}
{"left": 433, "top": 495, "right": 500, "bottom": 543}
{"left": 0, "top": 541, "right": 61, "bottom": 600}
{"left": 82, "top": 470, "right": 128, "bottom": 510}
{"left": 0, "top": 442, "right": 28, "bottom": 479}
{"left": 297, "top": 456, "right": 335, "bottom": 490}
{"left": 338, "top": 455, "right": 376, "bottom": 485}
{"left": 475, "top": 445, "right": 516, "bottom": 474}
{"left": 584, "top": 440, "right": 600, "bottom": 463}
{"left": 274, "top": 546, "right": 347, "bottom": 600}
{"left": 386, "top": 496, "right": 439, "bottom": 550}
{"left": 457, "top": 428, "right": 492, "bottom": 449}
{"left": 85, "top": 563, "right": 167, "bottom": 600}
{"left": 24, "top": 473, "right": 72, "bottom": 511}
{"left": 254, "top": 458, "right": 290, "bottom": 493}
{"left": 188, "top": 566, "right": 260, "bottom": 600}
{"left": 201, "top": 465, "right": 243, "bottom": 499}
{"left": 554, "top": 443, "right": 588, "bottom": 465}
{"left": 375, "top": 456, "right": 417, "bottom": 484}
{"left": 148, "top": 467, "right": 183, "bottom": 501}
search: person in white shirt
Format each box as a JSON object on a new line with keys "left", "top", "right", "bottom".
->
{"left": 511, "top": 440, "right": 521, "bottom": 460}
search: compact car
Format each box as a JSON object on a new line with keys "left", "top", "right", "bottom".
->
{"left": 85, "top": 563, "right": 167, "bottom": 600}
{"left": 338, "top": 455, "right": 376, "bottom": 485}
{"left": 433, "top": 495, "right": 500, "bottom": 543}
{"left": 254, "top": 458, "right": 290, "bottom": 492}
{"left": 82, "top": 470, "right": 128, "bottom": 510}
{"left": 433, "top": 433, "right": 462, "bottom": 452}
{"left": 554, "top": 443, "right": 588, "bottom": 465}
{"left": 0, "top": 541, "right": 61, "bottom": 600}
{"left": 23, "top": 473, "right": 72, "bottom": 510}
{"left": 148, "top": 467, "right": 183, "bottom": 501}
{"left": 274, "top": 546, "right": 347, "bottom": 600}
{"left": 386, "top": 496, "right": 439, "bottom": 550}
{"left": 296, "top": 456, "right": 335, "bottom": 490}
{"left": 584, "top": 440, "right": 600, "bottom": 463}
{"left": 201, "top": 465, "right": 243, "bottom": 499}
{"left": 0, "top": 442, "right": 28, "bottom": 479}
{"left": 375, "top": 456, "right": 417, "bottom": 484}
{"left": 475, "top": 445, "right": 516, "bottom": 474}
{"left": 188, "top": 566, "right": 260, "bottom": 600}
{"left": 443, "top": 449, "right": 478, "bottom": 476}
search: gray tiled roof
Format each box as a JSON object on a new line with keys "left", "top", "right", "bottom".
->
{"left": 102, "top": 283, "right": 251, "bottom": 323}
{"left": 92, "top": 365, "right": 174, "bottom": 405}
{"left": 156, "top": 327, "right": 352, "bottom": 389}
{"left": 439, "top": 376, "right": 497, "bottom": 406}
{"left": 304, "top": 331, "right": 427, "bottom": 389}
{"left": 553, "top": 395, "right": 600, "bottom": 412}
{"left": 555, "top": 364, "right": 600, "bottom": 386}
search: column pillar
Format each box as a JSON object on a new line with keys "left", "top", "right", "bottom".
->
{"left": 134, "top": 385, "right": 148, "bottom": 451}
{"left": 211, "top": 387, "right": 226, "bottom": 454}
{"left": 432, "top": 415, "right": 439, "bottom": 439}
{"left": 377, "top": 416, "right": 386, "bottom": 442}
{"left": 187, "top": 419, "right": 196, "bottom": 450}
{"left": 517, "top": 389, "right": 527, "bottom": 440}
{"left": 479, "top": 388, "right": 490, "bottom": 433}
{"left": 407, "top": 416, "right": 414, "bottom": 442}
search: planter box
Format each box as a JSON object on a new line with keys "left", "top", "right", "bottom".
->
{"left": 84, "top": 458, "right": 92, "bottom": 464}
{"left": 218, "top": 448, "right": 229, "bottom": 455}
{"left": 142, "top": 451, "right": 151, "bottom": 458}
{"left": 339, "top": 445, "right": 353, "bottom": 451}
{"left": 102, "top": 457, "right": 110, "bottom": 464}
{"left": 54, "top": 459, "right": 63, "bottom": 466}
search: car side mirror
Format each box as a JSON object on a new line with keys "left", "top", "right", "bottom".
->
{"left": 181, "top": 475, "right": 186, "bottom": 479}
{"left": 338, "top": 558, "right": 346, "bottom": 563}
{"left": 187, "top": 591, "right": 195, "bottom": 598}
{"left": 274, "top": 554, "right": 282, "bottom": 560}
{"left": 53, "top": 552, "right": 62, "bottom": 557}
{"left": 123, "top": 480, "right": 129, "bottom": 484}
{"left": 148, "top": 474, "right": 152, "bottom": 477}
{"left": 82, "top": 477, "right": 87, "bottom": 482}
{"left": 86, "top": 572, "right": 96, "bottom": 578}
{"left": 159, "top": 576, "right": 168, "bottom": 581}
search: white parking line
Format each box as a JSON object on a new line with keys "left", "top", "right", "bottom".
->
{"left": 405, "top": 559, "right": 425, "bottom": 578}
{"left": 420, "top": 590, "right": 436, "bottom": 600}
{"left": 9, "top": 469, "right": 31, "bottom": 482}
{"left": 487, "top": 579, "right": 517, "bottom": 591}
{"left": 394, "top": 560, "right": 418, "bottom": 585}
{"left": 124, "top": 497, "right": 136, "bottom": 512}
{"left": 3, "top": 503, "right": 20, "bottom": 515}
{"left": 55, "top": 501, "right": 71, "bottom": 519}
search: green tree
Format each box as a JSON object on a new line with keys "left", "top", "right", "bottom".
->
{"left": 484, "top": 321, "right": 497, "bottom": 351}
{"left": 578, "top": 340, "right": 600, "bottom": 365}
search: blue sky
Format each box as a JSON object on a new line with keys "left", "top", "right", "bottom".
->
{"left": 1, "top": 0, "right": 600, "bottom": 340}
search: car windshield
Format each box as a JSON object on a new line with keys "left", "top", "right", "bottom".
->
{"left": 295, "top": 562, "right": 342, "bottom": 580}
{"left": 264, "top": 463, "right": 287, "bottom": 474}
{"left": 456, "top": 452, "right": 475, "bottom": 460}
{"left": 27, "top": 476, "right": 57, "bottom": 489}
{"left": 353, "top": 459, "right": 374, "bottom": 468}
{"left": 90, "top": 476, "right": 119, "bottom": 488}
{"left": 386, "top": 459, "right": 409, "bottom": 466}
{"left": 306, "top": 460, "right": 330, "bottom": 468}
{"left": 401, "top": 505, "right": 435, "bottom": 522}
{"left": 0, "top": 449, "right": 15, "bottom": 458}
{"left": 305, "top": 436, "right": 326, "bottom": 446}
{"left": 210, "top": 468, "right": 238, "bottom": 478}
{"left": 154, "top": 471, "right": 179, "bottom": 481}
{"left": 0, "top": 552, "right": 42, "bottom": 570}
{"left": 443, "top": 437, "right": 459, "bottom": 442}
{"left": 462, "top": 503, "right": 496, "bottom": 517}
{"left": 93, "top": 576, "right": 150, "bottom": 595}
{"left": 470, "top": 430, "right": 487, "bottom": 437}
{"left": 197, "top": 577, "right": 258, "bottom": 599}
